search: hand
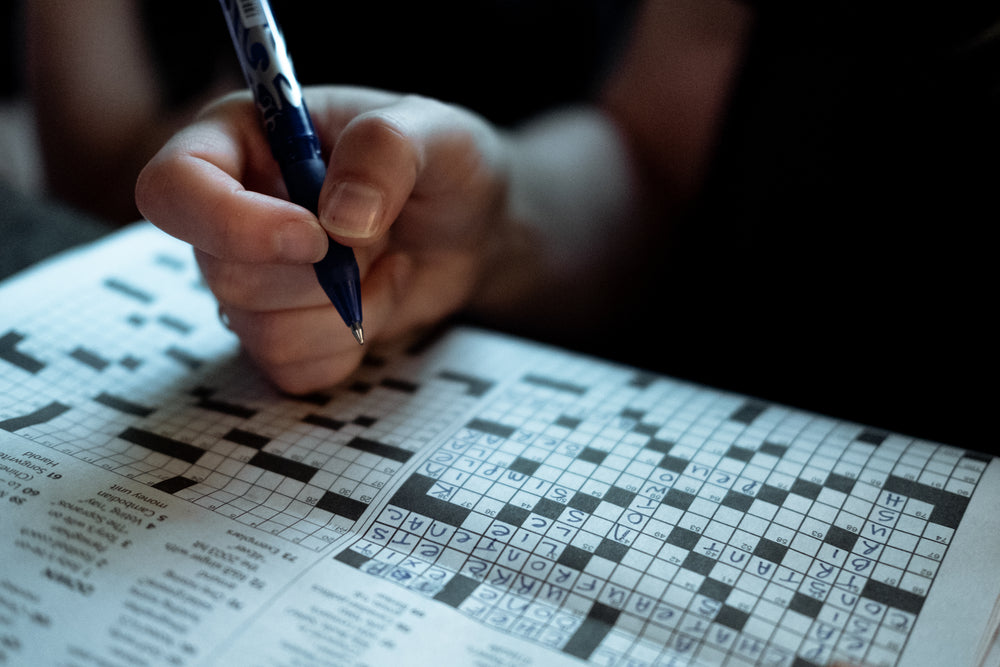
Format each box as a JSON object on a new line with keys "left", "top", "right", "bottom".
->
{"left": 136, "top": 86, "right": 511, "bottom": 392}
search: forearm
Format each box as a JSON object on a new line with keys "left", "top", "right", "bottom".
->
{"left": 25, "top": 0, "right": 172, "bottom": 222}
{"left": 468, "top": 0, "right": 753, "bottom": 341}
{"left": 467, "top": 106, "right": 645, "bottom": 337}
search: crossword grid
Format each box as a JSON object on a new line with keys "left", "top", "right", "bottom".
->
{"left": 337, "top": 368, "right": 986, "bottom": 667}
{"left": 1, "top": 340, "right": 486, "bottom": 550}
{"left": 0, "top": 235, "right": 494, "bottom": 552}
{"left": 0, "top": 228, "right": 993, "bottom": 665}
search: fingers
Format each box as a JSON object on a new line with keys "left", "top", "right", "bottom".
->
{"left": 221, "top": 251, "right": 413, "bottom": 394}
{"left": 224, "top": 304, "right": 366, "bottom": 395}
{"left": 317, "top": 99, "right": 423, "bottom": 243}
{"left": 194, "top": 249, "right": 329, "bottom": 311}
{"left": 315, "top": 92, "right": 498, "bottom": 246}
{"left": 136, "top": 94, "right": 328, "bottom": 264}
{"left": 137, "top": 86, "right": 500, "bottom": 393}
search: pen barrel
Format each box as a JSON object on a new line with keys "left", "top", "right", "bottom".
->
{"left": 220, "top": 0, "right": 364, "bottom": 332}
{"left": 218, "top": 0, "right": 314, "bottom": 152}
{"left": 276, "top": 137, "right": 325, "bottom": 214}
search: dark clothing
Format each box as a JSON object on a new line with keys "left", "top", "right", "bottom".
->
{"left": 143, "top": 0, "right": 636, "bottom": 127}
{"left": 631, "top": 6, "right": 1000, "bottom": 451}
{"left": 4, "top": 2, "right": 996, "bottom": 452}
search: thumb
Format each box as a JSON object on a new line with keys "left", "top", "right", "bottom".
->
{"left": 318, "top": 101, "right": 424, "bottom": 244}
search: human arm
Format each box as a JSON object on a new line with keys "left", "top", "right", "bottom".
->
{"left": 135, "top": 87, "right": 598, "bottom": 391}
{"left": 134, "top": 0, "right": 752, "bottom": 392}
{"left": 24, "top": 0, "right": 236, "bottom": 223}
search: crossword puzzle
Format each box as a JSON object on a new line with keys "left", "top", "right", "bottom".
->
{"left": 0, "top": 341, "right": 485, "bottom": 550}
{"left": 335, "top": 366, "right": 988, "bottom": 667}
{"left": 0, "top": 228, "right": 493, "bottom": 550}
{"left": 0, "top": 224, "right": 992, "bottom": 666}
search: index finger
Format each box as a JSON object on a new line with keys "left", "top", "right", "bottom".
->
{"left": 135, "top": 94, "right": 328, "bottom": 264}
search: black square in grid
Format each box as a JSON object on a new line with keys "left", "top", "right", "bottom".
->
{"left": 628, "top": 373, "right": 656, "bottom": 389}
{"left": 316, "top": 491, "right": 368, "bottom": 521}
{"left": 682, "top": 551, "right": 716, "bottom": 576}
{"left": 856, "top": 429, "right": 888, "bottom": 446}
{"left": 249, "top": 451, "right": 318, "bottom": 484}
{"left": 633, "top": 422, "right": 658, "bottom": 437}
{"left": 715, "top": 605, "right": 750, "bottom": 632}
{"left": 594, "top": 538, "right": 629, "bottom": 563}
{"left": 467, "top": 418, "right": 516, "bottom": 439}
{"left": 729, "top": 400, "right": 767, "bottom": 424}
{"left": 569, "top": 492, "right": 601, "bottom": 513}
{"left": 753, "top": 538, "right": 788, "bottom": 564}
{"left": 347, "top": 380, "right": 372, "bottom": 394}
{"left": 334, "top": 548, "right": 371, "bottom": 569}
{"left": 791, "top": 658, "right": 823, "bottom": 667}
{"left": 756, "top": 484, "right": 789, "bottom": 506}
{"left": 963, "top": 451, "right": 992, "bottom": 464}
{"left": 646, "top": 438, "right": 674, "bottom": 454}
{"left": 303, "top": 414, "right": 346, "bottom": 431}
{"left": 620, "top": 407, "right": 645, "bottom": 421}
{"left": 882, "top": 475, "right": 917, "bottom": 498}
{"left": 603, "top": 486, "right": 636, "bottom": 508}
{"left": 196, "top": 395, "right": 253, "bottom": 419}
{"left": 663, "top": 488, "right": 696, "bottom": 511}
{"left": 223, "top": 427, "right": 269, "bottom": 449}
{"left": 557, "top": 415, "right": 582, "bottom": 430}
{"left": 789, "top": 592, "right": 824, "bottom": 618}
{"left": 698, "top": 577, "right": 733, "bottom": 603}
{"left": 435, "top": 370, "right": 493, "bottom": 398}
{"left": 532, "top": 497, "right": 566, "bottom": 520}
{"left": 496, "top": 504, "right": 530, "bottom": 527}
{"left": 380, "top": 377, "right": 419, "bottom": 393}
{"left": 353, "top": 415, "right": 377, "bottom": 427}
{"left": 557, "top": 545, "right": 593, "bottom": 570}
{"left": 659, "top": 454, "right": 689, "bottom": 474}
{"left": 721, "top": 490, "right": 753, "bottom": 512}
{"left": 823, "top": 525, "right": 859, "bottom": 552}
{"left": 929, "top": 494, "right": 970, "bottom": 530}
{"left": 508, "top": 456, "right": 541, "bottom": 477}
{"left": 577, "top": 447, "right": 607, "bottom": 465}
{"left": 151, "top": 476, "right": 198, "bottom": 494}
{"left": 389, "top": 474, "right": 472, "bottom": 526}
{"left": 790, "top": 478, "right": 822, "bottom": 501}
{"left": 860, "top": 579, "right": 925, "bottom": 616}
{"left": 118, "top": 427, "right": 203, "bottom": 464}
{"left": 759, "top": 442, "right": 788, "bottom": 457}
{"left": 666, "top": 527, "right": 701, "bottom": 550}
{"left": 433, "top": 573, "right": 479, "bottom": 608}
{"left": 825, "top": 473, "right": 856, "bottom": 494}
{"left": 725, "top": 445, "right": 754, "bottom": 462}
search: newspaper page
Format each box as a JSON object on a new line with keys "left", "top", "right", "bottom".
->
{"left": 1, "top": 223, "right": 998, "bottom": 666}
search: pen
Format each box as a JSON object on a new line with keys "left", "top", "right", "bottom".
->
{"left": 218, "top": 0, "right": 364, "bottom": 345}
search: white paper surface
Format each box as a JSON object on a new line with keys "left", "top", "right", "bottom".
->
{"left": 1, "top": 222, "right": 997, "bottom": 666}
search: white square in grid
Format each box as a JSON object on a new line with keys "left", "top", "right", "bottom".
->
{"left": 900, "top": 571, "right": 932, "bottom": 596}
{"left": 748, "top": 499, "right": 778, "bottom": 521}
{"left": 878, "top": 545, "right": 912, "bottom": 570}
{"left": 712, "top": 505, "right": 745, "bottom": 528}
{"left": 773, "top": 508, "right": 804, "bottom": 531}
{"left": 738, "top": 513, "right": 770, "bottom": 537}
{"left": 886, "top": 528, "right": 918, "bottom": 553}
{"left": 702, "top": 520, "right": 735, "bottom": 544}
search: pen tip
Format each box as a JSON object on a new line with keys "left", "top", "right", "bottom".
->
{"left": 351, "top": 322, "right": 365, "bottom": 346}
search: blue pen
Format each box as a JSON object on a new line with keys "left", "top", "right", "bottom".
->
{"left": 218, "top": 0, "right": 364, "bottom": 345}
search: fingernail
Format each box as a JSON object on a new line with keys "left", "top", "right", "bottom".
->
{"left": 322, "top": 181, "right": 383, "bottom": 239}
{"left": 275, "top": 219, "right": 326, "bottom": 263}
